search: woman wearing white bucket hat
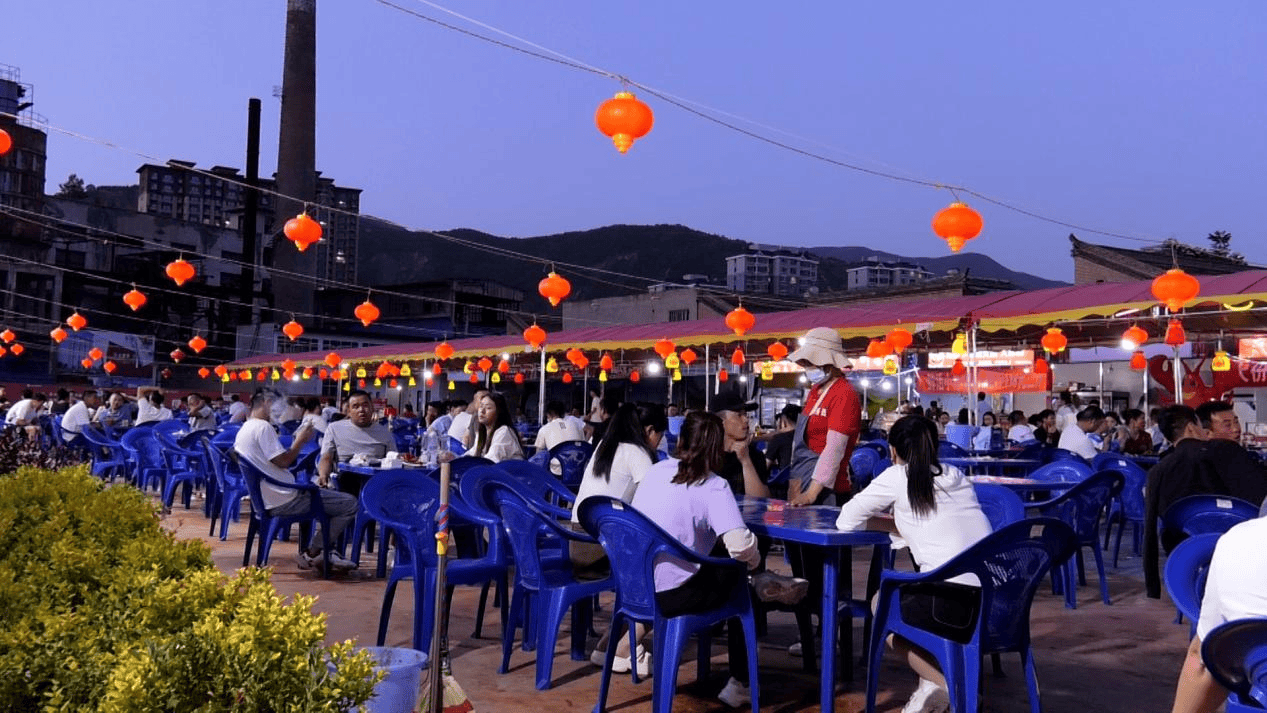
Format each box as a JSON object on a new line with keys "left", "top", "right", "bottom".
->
{"left": 786, "top": 327, "right": 862, "bottom": 507}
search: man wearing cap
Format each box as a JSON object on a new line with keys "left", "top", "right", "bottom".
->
{"left": 787, "top": 327, "right": 862, "bottom": 507}
{"left": 710, "top": 392, "right": 771, "bottom": 498}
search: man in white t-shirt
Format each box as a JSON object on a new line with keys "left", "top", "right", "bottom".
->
{"left": 61, "top": 391, "right": 100, "bottom": 442}
{"left": 234, "top": 390, "right": 357, "bottom": 571}
{"left": 227, "top": 394, "right": 250, "bottom": 424}
{"left": 534, "top": 401, "right": 584, "bottom": 474}
{"left": 6, "top": 392, "right": 47, "bottom": 439}
{"left": 1057, "top": 405, "right": 1105, "bottom": 460}
{"left": 135, "top": 388, "right": 172, "bottom": 425}
{"left": 186, "top": 393, "right": 216, "bottom": 432}
{"left": 1169, "top": 516, "right": 1267, "bottom": 713}
{"left": 1005, "top": 410, "right": 1036, "bottom": 444}
{"left": 1054, "top": 392, "right": 1078, "bottom": 437}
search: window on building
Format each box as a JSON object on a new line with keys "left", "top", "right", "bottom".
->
{"left": 668, "top": 309, "right": 691, "bottom": 322}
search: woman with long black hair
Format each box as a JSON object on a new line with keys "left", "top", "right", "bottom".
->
{"left": 471, "top": 391, "right": 524, "bottom": 463}
{"left": 835, "top": 414, "right": 992, "bottom": 713}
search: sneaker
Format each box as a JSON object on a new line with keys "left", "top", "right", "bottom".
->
{"left": 717, "top": 677, "right": 751, "bottom": 708}
{"left": 902, "top": 678, "right": 949, "bottom": 713}
{"left": 326, "top": 552, "right": 356, "bottom": 571}
{"left": 788, "top": 640, "right": 802, "bottom": 657}
{"left": 295, "top": 551, "right": 319, "bottom": 570}
{"left": 591, "top": 644, "right": 650, "bottom": 676}
{"left": 752, "top": 572, "right": 810, "bottom": 606}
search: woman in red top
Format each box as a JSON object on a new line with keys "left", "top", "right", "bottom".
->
{"left": 787, "top": 327, "right": 862, "bottom": 507}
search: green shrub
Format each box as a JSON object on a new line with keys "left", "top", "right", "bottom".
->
{"left": 0, "top": 467, "right": 379, "bottom": 711}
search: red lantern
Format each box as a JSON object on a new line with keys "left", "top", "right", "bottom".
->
{"left": 1122, "top": 325, "right": 1149, "bottom": 350}
{"left": 165, "top": 258, "right": 196, "bottom": 286}
{"left": 123, "top": 287, "right": 147, "bottom": 312}
{"left": 283, "top": 213, "right": 323, "bottom": 251}
{"left": 435, "top": 342, "right": 455, "bottom": 360}
{"left": 67, "top": 312, "right": 88, "bottom": 331}
{"left": 565, "top": 348, "right": 582, "bottom": 366}
{"left": 240, "top": 369, "right": 251, "bottom": 380}
{"left": 170, "top": 348, "right": 185, "bottom": 363}
{"left": 866, "top": 339, "right": 892, "bottom": 359}
{"left": 255, "top": 371, "right": 266, "bottom": 382}
{"left": 574, "top": 354, "right": 590, "bottom": 370}
{"left": 354, "top": 299, "right": 380, "bottom": 327}
{"left": 80, "top": 357, "right": 93, "bottom": 369}
{"left": 1130, "top": 350, "right": 1146, "bottom": 370}
{"left": 0, "top": 129, "right": 10, "bottom": 155}
{"left": 951, "top": 358, "right": 966, "bottom": 376}
{"left": 282, "top": 358, "right": 297, "bottom": 372}
{"left": 214, "top": 365, "right": 228, "bottom": 378}
{"left": 595, "top": 91, "right": 654, "bottom": 153}
{"left": 1040, "top": 327, "right": 1067, "bottom": 354}
{"left": 538, "top": 272, "right": 572, "bottom": 307}
{"left": 432, "top": 362, "right": 442, "bottom": 375}
{"left": 319, "top": 368, "right": 330, "bottom": 380}
{"left": 161, "top": 368, "right": 172, "bottom": 379}
{"left": 9, "top": 344, "right": 22, "bottom": 356}
{"left": 931, "top": 202, "right": 984, "bottom": 253}
{"left": 103, "top": 360, "right": 117, "bottom": 374}
{"left": 88, "top": 347, "right": 104, "bottom": 361}
{"left": 718, "top": 368, "right": 729, "bottom": 382}
{"left": 562, "top": 372, "right": 574, "bottom": 384}
{"left": 282, "top": 320, "right": 304, "bottom": 341}
{"left": 1152, "top": 268, "right": 1201, "bottom": 312}
{"left": 477, "top": 357, "right": 493, "bottom": 373}
{"left": 886, "top": 328, "right": 913, "bottom": 353}
{"left": 1164, "top": 318, "right": 1186, "bottom": 346}
{"left": 198, "top": 367, "right": 211, "bottom": 378}
{"left": 766, "top": 342, "right": 788, "bottom": 360}
{"left": 731, "top": 348, "right": 745, "bottom": 366}
{"left": 227, "top": 372, "right": 237, "bottom": 381}
{"left": 725, "top": 306, "right": 756, "bottom": 337}
{"left": 629, "top": 369, "right": 641, "bottom": 383}
{"left": 188, "top": 335, "right": 207, "bottom": 353}
{"left": 468, "top": 373, "right": 479, "bottom": 384}
{"left": 523, "top": 324, "right": 546, "bottom": 349}
{"left": 324, "top": 352, "right": 342, "bottom": 368}
{"left": 389, "top": 379, "right": 398, "bottom": 388}
{"left": 50, "top": 327, "right": 68, "bottom": 343}
{"left": 0, "top": 329, "right": 14, "bottom": 344}
{"left": 498, "top": 359, "right": 510, "bottom": 373}
{"left": 680, "top": 348, "right": 698, "bottom": 365}
{"left": 600, "top": 353, "right": 614, "bottom": 371}
{"left": 1033, "top": 357, "right": 1049, "bottom": 374}
{"left": 514, "top": 373, "right": 525, "bottom": 384}
{"left": 654, "top": 339, "right": 676, "bottom": 359}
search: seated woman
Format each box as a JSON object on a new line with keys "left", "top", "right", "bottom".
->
{"left": 470, "top": 391, "right": 524, "bottom": 463}
{"left": 835, "top": 415, "right": 993, "bottom": 713}
{"left": 573, "top": 403, "right": 666, "bottom": 674}
{"left": 972, "top": 412, "right": 997, "bottom": 451}
{"left": 631, "top": 411, "right": 761, "bottom": 709}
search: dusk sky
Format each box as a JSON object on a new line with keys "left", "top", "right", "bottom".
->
{"left": 10, "top": 1, "right": 1266, "bottom": 282}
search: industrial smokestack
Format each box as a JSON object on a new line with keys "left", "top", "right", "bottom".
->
{"left": 272, "top": 0, "right": 318, "bottom": 316}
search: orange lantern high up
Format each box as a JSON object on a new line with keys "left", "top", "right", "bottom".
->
{"left": 165, "top": 257, "right": 196, "bottom": 286}
{"left": 886, "top": 328, "right": 913, "bottom": 353}
{"left": 354, "top": 299, "right": 380, "bottom": 327}
{"left": 0, "top": 129, "right": 11, "bottom": 155}
{"left": 931, "top": 202, "right": 984, "bottom": 253}
{"left": 951, "top": 358, "right": 966, "bottom": 376}
{"left": 80, "top": 357, "right": 92, "bottom": 369}
{"left": 498, "top": 359, "right": 511, "bottom": 374}
{"left": 282, "top": 320, "right": 304, "bottom": 341}
{"left": 766, "top": 342, "right": 788, "bottom": 360}
{"left": 725, "top": 306, "right": 756, "bottom": 337}
{"left": 680, "top": 348, "right": 698, "bottom": 365}
{"left": 1164, "top": 319, "right": 1186, "bottom": 346}
{"left": 629, "top": 369, "right": 641, "bottom": 383}
{"left": 600, "top": 353, "right": 614, "bottom": 371}
{"left": 523, "top": 324, "right": 546, "bottom": 350}
{"left": 103, "top": 361, "right": 117, "bottom": 374}
{"left": 1121, "top": 325, "right": 1149, "bottom": 350}
{"left": 595, "top": 91, "right": 654, "bottom": 154}
{"left": 1130, "top": 350, "right": 1147, "bottom": 370}
{"left": 538, "top": 272, "right": 572, "bottom": 307}
{"left": 123, "top": 286, "right": 147, "bottom": 311}
{"left": 866, "top": 339, "right": 892, "bottom": 359}
{"left": 717, "top": 368, "right": 729, "bottom": 383}
{"left": 198, "top": 367, "right": 211, "bottom": 378}
{"left": 88, "top": 347, "right": 104, "bottom": 361}
{"left": 188, "top": 335, "right": 207, "bottom": 353}
{"left": 477, "top": 357, "right": 493, "bottom": 373}
{"left": 1152, "top": 268, "right": 1201, "bottom": 312}
{"left": 0, "top": 329, "right": 13, "bottom": 344}
{"left": 654, "top": 339, "right": 675, "bottom": 360}
{"left": 214, "top": 364, "right": 228, "bottom": 378}
{"left": 170, "top": 348, "right": 185, "bottom": 363}
{"left": 283, "top": 213, "right": 323, "bottom": 252}
{"left": 435, "top": 341, "right": 455, "bottom": 360}
{"left": 67, "top": 312, "right": 87, "bottom": 331}
{"left": 731, "top": 347, "right": 745, "bottom": 366}
{"left": 1040, "top": 327, "right": 1067, "bottom": 354}
{"left": 9, "top": 344, "right": 22, "bottom": 357}
{"left": 50, "top": 327, "right": 67, "bottom": 343}
{"left": 324, "top": 352, "right": 342, "bottom": 369}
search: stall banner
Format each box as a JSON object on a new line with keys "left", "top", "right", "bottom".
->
{"left": 918, "top": 366, "right": 1050, "bottom": 394}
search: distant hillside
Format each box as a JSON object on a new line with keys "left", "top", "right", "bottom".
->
{"left": 808, "top": 246, "right": 1067, "bottom": 290}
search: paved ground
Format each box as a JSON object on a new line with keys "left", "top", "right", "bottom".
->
{"left": 161, "top": 504, "right": 1190, "bottom": 712}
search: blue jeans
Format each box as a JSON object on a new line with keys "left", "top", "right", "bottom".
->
{"left": 270, "top": 489, "right": 358, "bottom": 554}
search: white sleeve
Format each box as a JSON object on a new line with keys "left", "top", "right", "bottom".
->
{"left": 720, "top": 528, "right": 761, "bottom": 570}
{"left": 836, "top": 466, "right": 901, "bottom": 530}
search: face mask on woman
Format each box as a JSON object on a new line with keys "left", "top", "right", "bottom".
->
{"left": 804, "top": 367, "right": 827, "bottom": 385}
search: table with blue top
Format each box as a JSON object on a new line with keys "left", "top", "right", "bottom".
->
{"left": 737, "top": 496, "right": 890, "bottom": 713}
{"left": 942, "top": 456, "right": 1045, "bottom": 477}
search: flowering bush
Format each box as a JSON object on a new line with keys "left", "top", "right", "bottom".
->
{"left": 0, "top": 467, "right": 379, "bottom": 711}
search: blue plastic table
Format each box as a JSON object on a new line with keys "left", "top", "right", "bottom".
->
{"left": 943, "top": 456, "right": 1045, "bottom": 476}
{"left": 737, "top": 496, "right": 889, "bottom": 713}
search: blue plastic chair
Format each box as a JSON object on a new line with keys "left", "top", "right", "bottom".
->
{"left": 1162, "top": 495, "right": 1260, "bottom": 538}
{"left": 578, "top": 496, "right": 761, "bottom": 713}
{"left": 80, "top": 426, "right": 128, "bottom": 481}
{"left": 1202, "top": 618, "right": 1267, "bottom": 712}
{"left": 973, "top": 483, "right": 1025, "bottom": 531}
{"left": 448, "top": 435, "right": 465, "bottom": 454}
{"left": 873, "top": 457, "right": 893, "bottom": 474}
{"left": 1015, "top": 442, "right": 1053, "bottom": 464}
{"left": 360, "top": 469, "right": 508, "bottom": 654}
{"left": 1026, "top": 459, "right": 1093, "bottom": 485}
{"left": 492, "top": 459, "right": 577, "bottom": 511}
{"left": 152, "top": 418, "right": 188, "bottom": 440}
{"left": 153, "top": 427, "right": 207, "bottom": 512}
{"left": 527, "top": 448, "right": 551, "bottom": 469}
{"left": 485, "top": 474, "right": 613, "bottom": 690}
{"left": 1029, "top": 471, "right": 1124, "bottom": 609}
{"left": 236, "top": 453, "right": 335, "bottom": 578}
{"left": 120, "top": 427, "right": 167, "bottom": 493}
{"left": 939, "top": 440, "right": 971, "bottom": 459}
{"left": 1047, "top": 448, "right": 1086, "bottom": 464}
{"left": 1163, "top": 533, "right": 1220, "bottom": 636}
{"left": 855, "top": 441, "right": 889, "bottom": 460}
{"left": 850, "top": 448, "right": 881, "bottom": 491}
{"left": 203, "top": 438, "right": 247, "bottom": 540}
{"left": 1099, "top": 460, "right": 1149, "bottom": 567}
{"left": 547, "top": 440, "right": 594, "bottom": 490}
{"left": 866, "top": 518, "right": 1078, "bottom": 713}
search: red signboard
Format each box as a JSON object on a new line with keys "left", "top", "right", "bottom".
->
{"left": 917, "top": 366, "right": 1050, "bottom": 394}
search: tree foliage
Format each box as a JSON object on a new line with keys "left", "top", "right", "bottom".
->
{"left": 55, "top": 173, "right": 93, "bottom": 199}
{"left": 1207, "top": 230, "right": 1232, "bottom": 257}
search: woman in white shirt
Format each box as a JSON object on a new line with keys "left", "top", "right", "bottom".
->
{"left": 971, "top": 411, "right": 997, "bottom": 451}
{"left": 836, "top": 415, "right": 992, "bottom": 713}
{"left": 471, "top": 392, "right": 524, "bottom": 463}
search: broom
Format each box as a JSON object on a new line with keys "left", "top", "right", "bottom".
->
{"left": 418, "top": 460, "right": 474, "bottom": 713}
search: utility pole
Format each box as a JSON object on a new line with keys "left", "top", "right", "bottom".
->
{"left": 241, "top": 97, "right": 261, "bottom": 324}
{"left": 272, "top": 0, "right": 318, "bottom": 318}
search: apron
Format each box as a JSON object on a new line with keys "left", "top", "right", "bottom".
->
{"left": 789, "top": 378, "right": 850, "bottom": 497}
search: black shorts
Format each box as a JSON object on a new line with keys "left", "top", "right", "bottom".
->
{"left": 898, "top": 581, "right": 981, "bottom": 644}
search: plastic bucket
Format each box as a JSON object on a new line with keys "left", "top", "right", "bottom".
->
{"left": 359, "top": 646, "right": 428, "bottom": 713}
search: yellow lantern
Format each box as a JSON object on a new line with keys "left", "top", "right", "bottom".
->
{"left": 221, "top": 374, "right": 230, "bottom": 383}
{"left": 672, "top": 369, "right": 682, "bottom": 381}
{"left": 491, "top": 372, "right": 501, "bottom": 383}
{"left": 883, "top": 357, "right": 898, "bottom": 375}
{"left": 665, "top": 353, "right": 680, "bottom": 369}
{"left": 462, "top": 360, "right": 473, "bottom": 374}
{"left": 343, "top": 381, "right": 351, "bottom": 392}
{"left": 1212, "top": 350, "right": 1231, "bottom": 372}
{"left": 374, "top": 377, "right": 382, "bottom": 387}
{"left": 761, "top": 363, "right": 774, "bottom": 381}
{"left": 400, "top": 363, "right": 412, "bottom": 377}
{"left": 951, "top": 333, "right": 968, "bottom": 354}
{"left": 447, "top": 380, "right": 455, "bottom": 391}
{"left": 546, "top": 357, "right": 559, "bottom": 373}
{"left": 599, "top": 370, "right": 608, "bottom": 382}
{"left": 356, "top": 366, "right": 367, "bottom": 378}
{"left": 408, "top": 377, "right": 417, "bottom": 386}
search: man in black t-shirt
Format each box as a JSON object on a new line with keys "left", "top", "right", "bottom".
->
{"left": 765, "top": 404, "right": 801, "bottom": 474}
{"left": 710, "top": 392, "right": 770, "bottom": 498}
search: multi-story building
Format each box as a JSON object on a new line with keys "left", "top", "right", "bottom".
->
{"left": 136, "top": 161, "right": 361, "bottom": 283}
{"left": 844, "top": 257, "right": 934, "bottom": 290}
{"left": 0, "top": 64, "right": 48, "bottom": 250}
{"left": 725, "top": 244, "right": 818, "bottom": 298}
